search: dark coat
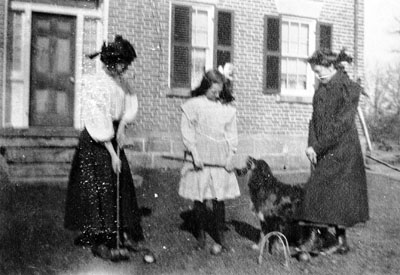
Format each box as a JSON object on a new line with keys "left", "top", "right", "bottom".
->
{"left": 299, "top": 71, "right": 369, "bottom": 227}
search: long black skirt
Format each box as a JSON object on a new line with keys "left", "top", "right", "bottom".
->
{"left": 64, "top": 126, "right": 144, "bottom": 243}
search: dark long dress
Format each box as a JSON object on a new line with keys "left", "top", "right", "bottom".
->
{"left": 299, "top": 71, "right": 369, "bottom": 227}
{"left": 64, "top": 123, "right": 144, "bottom": 244}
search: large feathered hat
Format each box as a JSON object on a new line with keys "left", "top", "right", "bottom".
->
{"left": 87, "top": 35, "right": 137, "bottom": 65}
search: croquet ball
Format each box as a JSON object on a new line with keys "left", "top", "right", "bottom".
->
{"left": 210, "top": 244, "right": 222, "bottom": 255}
{"left": 298, "top": 252, "right": 310, "bottom": 262}
{"left": 251, "top": 243, "right": 259, "bottom": 250}
{"left": 143, "top": 254, "right": 155, "bottom": 264}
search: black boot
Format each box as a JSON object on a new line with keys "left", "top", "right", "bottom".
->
{"left": 194, "top": 200, "right": 207, "bottom": 249}
{"left": 298, "top": 226, "right": 324, "bottom": 254}
{"left": 321, "top": 227, "right": 350, "bottom": 255}
{"left": 212, "top": 200, "right": 231, "bottom": 254}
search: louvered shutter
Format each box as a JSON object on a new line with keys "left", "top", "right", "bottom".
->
{"left": 317, "top": 23, "right": 332, "bottom": 50}
{"left": 263, "top": 15, "right": 281, "bottom": 94}
{"left": 216, "top": 10, "right": 233, "bottom": 67}
{"left": 171, "top": 5, "right": 191, "bottom": 88}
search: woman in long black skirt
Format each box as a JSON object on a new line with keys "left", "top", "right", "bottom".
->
{"left": 297, "top": 49, "right": 369, "bottom": 256}
{"left": 64, "top": 35, "right": 149, "bottom": 260}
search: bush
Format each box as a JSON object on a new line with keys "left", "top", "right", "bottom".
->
{"left": 368, "top": 114, "right": 400, "bottom": 146}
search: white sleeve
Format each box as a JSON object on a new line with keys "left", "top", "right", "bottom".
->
{"left": 121, "top": 93, "right": 138, "bottom": 124}
{"left": 180, "top": 111, "right": 197, "bottom": 153}
{"left": 225, "top": 108, "right": 238, "bottom": 153}
{"left": 82, "top": 79, "right": 114, "bottom": 142}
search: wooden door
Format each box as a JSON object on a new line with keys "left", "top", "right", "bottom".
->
{"left": 30, "top": 13, "right": 76, "bottom": 127}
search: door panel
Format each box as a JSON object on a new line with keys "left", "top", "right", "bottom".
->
{"left": 30, "top": 13, "right": 76, "bottom": 127}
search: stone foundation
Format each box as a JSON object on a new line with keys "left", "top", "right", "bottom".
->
{"left": 125, "top": 133, "right": 311, "bottom": 172}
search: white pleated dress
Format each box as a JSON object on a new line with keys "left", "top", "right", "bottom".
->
{"left": 178, "top": 96, "right": 240, "bottom": 202}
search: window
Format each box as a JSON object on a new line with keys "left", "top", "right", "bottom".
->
{"left": 216, "top": 11, "right": 234, "bottom": 68}
{"left": 170, "top": 4, "right": 233, "bottom": 96}
{"left": 281, "top": 19, "right": 310, "bottom": 91}
{"left": 264, "top": 15, "right": 331, "bottom": 98}
{"left": 317, "top": 22, "right": 332, "bottom": 51}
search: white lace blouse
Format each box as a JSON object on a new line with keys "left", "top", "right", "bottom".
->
{"left": 81, "top": 70, "right": 138, "bottom": 142}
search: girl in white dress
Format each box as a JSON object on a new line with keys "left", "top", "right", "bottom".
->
{"left": 179, "top": 69, "right": 240, "bottom": 254}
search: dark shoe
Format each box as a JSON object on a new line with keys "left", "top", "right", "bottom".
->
{"left": 121, "top": 232, "right": 145, "bottom": 252}
{"left": 210, "top": 242, "right": 234, "bottom": 255}
{"left": 218, "top": 233, "right": 233, "bottom": 252}
{"left": 121, "top": 234, "right": 155, "bottom": 263}
{"left": 193, "top": 201, "right": 207, "bottom": 250}
{"left": 298, "top": 229, "right": 323, "bottom": 254}
{"left": 124, "top": 239, "right": 149, "bottom": 253}
{"left": 221, "top": 244, "right": 234, "bottom": 253}
{"left": 92, "top": 244, "right": 112, "bottom": 260}
{"left": 319, "top": 228, "right": 338, "bottom": 249}
{"left": 321, "top": 236, "right": 350, "bottom": 255}
{"left": 212, "top": 229, "right": 234, "bottom": 254}
{"left": 196, "top": 229, "right": 206, "bottom": 250}
{"left": 335, "top": 243, "right": 350, "bottom": 255}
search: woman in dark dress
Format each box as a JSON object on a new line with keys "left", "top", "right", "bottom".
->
{"left": 64, "top": 35, "right": 149, "bottom": 260}
{"left": 298, "top": 49, "right": 369, "bottom": 255}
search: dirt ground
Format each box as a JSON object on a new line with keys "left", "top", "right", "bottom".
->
{"left": 1, "top": 147, "right": 400, "bottom": 275}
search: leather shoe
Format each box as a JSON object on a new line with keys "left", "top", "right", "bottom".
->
{"left": 298, "top": 229, "right": 323, "bottom": 254}
{"left": 92, "top": 244, "right": 112, "bottom": 260}
{"left": 321, "top": 236, "right": 350, "bottom": 255}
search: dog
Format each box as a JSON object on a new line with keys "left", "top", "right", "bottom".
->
{"left": 238, "top": 157, "right": 307, "bottom": 251}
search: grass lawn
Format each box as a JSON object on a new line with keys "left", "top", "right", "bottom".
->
{"left": 1, "top": 168, "right": 400, "bottom": 275}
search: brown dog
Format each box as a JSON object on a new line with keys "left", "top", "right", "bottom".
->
{"left": 238, "top": 157, "right": 307, "bottom": 250}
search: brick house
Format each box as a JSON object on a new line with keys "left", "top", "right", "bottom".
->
{"left": 0, "top": 0, "right": 365, "bottom": 184}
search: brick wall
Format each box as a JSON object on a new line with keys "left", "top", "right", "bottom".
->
{"left": 319, "top": 0, "right": 364, "bottom": 82}
{"left": 0, "top": 0, "right": 5, "bottom": 128}
{"left": 0, "top": 0, "right": 364, "bottom": 171}
{"left": 107, "top": 0, "right": 360, "bottom": 170}
{"left": 105, "top": 0, "right": 364, "bottom": 170}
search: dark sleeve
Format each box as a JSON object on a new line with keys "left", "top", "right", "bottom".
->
{"left": 308, "top": 117, "right": 317, "bottom": 148}
{"left": 313, "top": 81, "right": 361, "bottom": 155}
{"left": 308, "top": 94, "right": 318, "bottom": 148}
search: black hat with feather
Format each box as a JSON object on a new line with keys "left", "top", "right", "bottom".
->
{"left": 87, "top": 35, "right": 137, "bottom": 65}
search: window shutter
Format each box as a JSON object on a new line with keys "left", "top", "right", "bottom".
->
{"left": 317, "top": 23, "right": 332, "bottom": 50}
{"left": 171, "top": 5, "right": 191, "bottom": 88}
{"left": 216, "top": 10, "right": 233, "bottom": 68}
{"left": 263, "top": 15, "right": 281, "bottom": 94}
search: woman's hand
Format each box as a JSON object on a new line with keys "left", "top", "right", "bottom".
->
{"left": 111, "top": 154, "right": 122, "bottom": 174}
{"left": 305, "top": 146, "right": 317, "bottom": 165}
{"left": 116, "top": 123, "right": 126, "bottom": 147}
{"left": 104, "top": 141, "right": 122, "bottom": 174}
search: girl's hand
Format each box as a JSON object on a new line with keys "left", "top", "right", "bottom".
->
{"left": 305, "top": 146, "right": 317, "bottom": 165}
{"left": 191, "top": 151, "right": 204, "bottom": 169}
{"left": 225, "top": 155, "right": 234, "bottom": 172}
{"left": 111, "top": 154, "right": 122, "bottom": 174}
